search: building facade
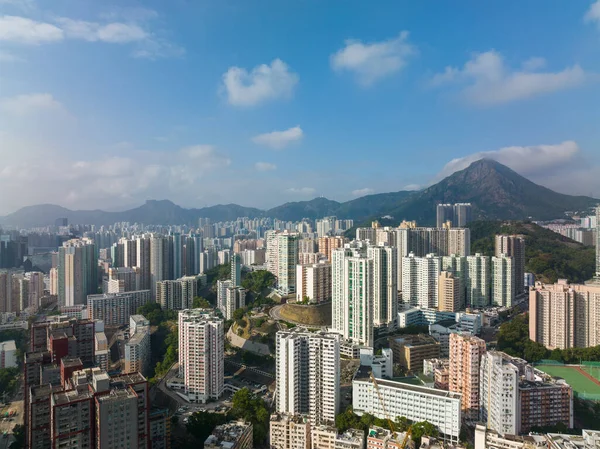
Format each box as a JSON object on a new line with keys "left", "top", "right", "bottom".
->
{"left": 449, "top": 332, "right": 486, "bottom": 421}
{"left": 178, "top": 309, "right": 224, "bottom": 403}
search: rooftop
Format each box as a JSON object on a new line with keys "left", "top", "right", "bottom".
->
{"left": 392, "top": 334, "right": 439, "bottom": 347}
{"left": 0, "top": 340, "right": 16, "bottom": 351}
{"left": 354, "top": 365, "right": 461, "bottom": 400}
{"left": 52, "top": 386, "right": 93, "bottom": 405}
{"left": 270, "top": 413, "right": 310, "bottom": 424}
{"left": 204, "top": 421, "right": 252, "bottom": 448}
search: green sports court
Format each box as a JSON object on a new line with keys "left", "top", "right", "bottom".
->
{"left": 535, "top": 364, "right": 600, "bottom": 397}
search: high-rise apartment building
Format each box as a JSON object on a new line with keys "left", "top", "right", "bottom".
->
{"left": 87, "top": 290, "right": 152, "bottom": 326}
{"left": 441, "top": 255, "right": 467, "bottom": 308}
{"left": 436, "top": 203, "right": 472, "bottom": 228}
{"left": 332, "top": 243, "right": 373, "bottom": 347}
{"left": 124, "top": 315, "right": 151, "bottom": 376}
{"left": 491, "top": 254, "right": 515, "bottom": 307}
{"left": 529, "top": 280, "right": 600, "bottom": 349}
{"left": 178, "top": 309, "right": 224, "bottom": 403}
{"left": 595, "top": 205, "right": 600, "bottom": 281}
{"left": 231, "top": 253, "right": 242, "bottom": 287}
{"left": 58, "top": 238, "right": 97, "bottom": 307}
{"left": 495, "top": 235, "right": 525, "bottom": 294}
{"left": 438, "top": 271, "right": 461, "bottom": 312}
{"left": 401, "top": 253, "right": 440, "bottom": 309}
{"left": 136, "top": 235, "right": 152, "bottom": 290}
{"left": 277, "top": 233, "right": 299, "bottom": 295}
{"left": 27, "top": 271, "right": 45, "bottom": 311}
{"left": 318, "top": 236, "right": 345, "bottom": 262}
{"left": 275, "top": 328, "right": 340, "bottom": 425}
{"left": 156, "top": 275, "right": 199, "bottom": 310}
{"left": 150, "top": 235, "right": 174, "bottom": 299}
{"left": 104, "top": 266, "right": 141, "bottom": 293}
{"left": 465, "top": 254, "right": 491, "bottom": 307}
{"left": 369, "top": 244, "right": 398, "bottom": 329}
{"left": 480, "top": 352, "right": 573, "bottom": 435}
{"left": 449, "top": 332, "right": 486, "bottom": 421}
{"left": 295, "top": 263, "right": 332, "bottom": 303}
{"left": 216, "top": 280, "right": 246, "bottom": 319}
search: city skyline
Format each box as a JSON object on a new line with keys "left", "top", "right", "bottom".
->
{"left": 1, "top": 1, "right": 600, "bottom": 214}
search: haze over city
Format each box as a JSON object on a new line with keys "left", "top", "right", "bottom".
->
{"left": 2, "top": 0, "right": 600, "bottom": 215}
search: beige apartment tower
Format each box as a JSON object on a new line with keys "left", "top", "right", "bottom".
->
{"left": 529, "top": 280, "right": 600, "bottom": 349}
{"left": 449, "top": 332, "right": 487, "bottom": 421}
{"left": 439, "top": 271, "right": 461, "bottom": 312}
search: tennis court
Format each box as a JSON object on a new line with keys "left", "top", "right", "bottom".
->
{"left": 535, "top": 365, "right": 600, "bottom": 396}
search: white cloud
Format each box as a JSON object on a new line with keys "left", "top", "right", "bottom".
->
{"left": 255, "top": 162, "right": 277, "bottom": 171}
{"left": 222, "top": 59, "right": 299, "bottom": 107}
{"left": 1, "top": 93, "right": 64, "bottom": 115}
{"left": 57, "top": 18, "right": 147, "bottom": 43}
{"left": 351, "top": 187, "right": 374, "bottom": 196}
{"left": 330, "top": 31, "right": 415, "bottom": 86}
{"left": 437, "top": 141, "right": 581, "bottom": 179}
{"left": 0, "top": 15, "right": 63, "bottom": 44}
{"left": 585, "top": 0, "right": 600, "bottom": 27}
{"left": 0, "top": 14, "right": 183, "bottom": 59}
{"left": 251, "top": 126, "right": 303, "bottom": 150}
{"left": 286, "top": 187, "right": 316, "bottom": 195}
{"left": 431, "top": 50, "right": 587, "bottom": 105}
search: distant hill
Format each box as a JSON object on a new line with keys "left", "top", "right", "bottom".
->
{"left": 1, "top": 159, "right": 597, "bottom": 227}
{"left": 385, "top": 159, "right": 598, "bottom": 224}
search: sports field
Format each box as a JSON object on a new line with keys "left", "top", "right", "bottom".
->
{"left": 581, "top": 364, "right": 600, "bottom": 381}
{"left": 536, "top": 365, "right": 600, "bottom": 395}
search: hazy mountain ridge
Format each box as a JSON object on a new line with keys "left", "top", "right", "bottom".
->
{"left": 1, "top": 159, "right": 597, "bottom": 227}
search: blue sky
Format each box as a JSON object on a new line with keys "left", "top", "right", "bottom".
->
{"left": 1, "top": 0, "right": 600, "bottom": 214}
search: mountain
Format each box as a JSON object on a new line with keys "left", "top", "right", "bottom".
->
{"left": 1, "top": 159, "right": 597, "bottom": 227}
{"left": 385, "top": 159, "right": 598, "bottom": 224}
{"left": 266, "top": 197, "right": 341, "bottom": 221}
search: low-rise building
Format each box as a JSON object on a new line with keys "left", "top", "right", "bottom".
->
{"left": 353, "top": 366, "right": 461, "bottom": 444}
{"left": 359, "top": 348, "right": 393, "bottom": 379}
{"left": 311, "top": 425, "right": 365, "bottom": 449}
{"left": 204, "top": 421, "right": 253, "bottom": 449}
{"left": 389, "top": 334, "right": 440, "bottom": 372}
{"left": 423, "top": 358, "right": 450, "bottom": 391}
{"left": 474, "top": 425, "right": 600, "bottom": 449}
{"left": 367, "top": 426, "right": 411, "bottom": 449}
{"left": 270, "top": 413, "right": 311, "bottom": 449}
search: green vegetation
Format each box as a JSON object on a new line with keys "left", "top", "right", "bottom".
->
{"left": 205, "top": 264, "right": 232, "bottom": 285}
{"left": 335, "top": 407, "right": 438, "bottom": 446}
{"left": 497, "top": 314, "right": 600, "bottom": 363}
{"left": 574, "top": 397, "right": 600, "bottom": 430}
{"left": 10, "top": 424, "right": 25, "bottom": 449}
{"left": 468, "top": 221, "right": 595, "bottom": 283}
{"left": 136, "top": 302, "right": 177, "bottom": 325}
{"left": 241, "top": 270, "right": 276, "bottom": 294}
{"left": 192, "top": 296, "right": 212, "bottom": 308}
{"left": 0, "top": 367, "right": 20, "bottom": 396}
{"left": 186, "top": 411, "right": 227, "bottom": 447}
{"left": 136, "top": 303, "right": 178, "bottom": 382}
{"left": 230, "top": 388, "right": 270, "bottom": 445}
{"left": 278, "top": 302, "right": 332, "bottom": 326}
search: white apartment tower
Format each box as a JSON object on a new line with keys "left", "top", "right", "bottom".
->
{"left": 491, "top": 254, "right": 515, "bottom": 307}
{"left": 495, "top": 235, "right": 525, "bottom": 294}
{"left": 277, "top": 233, "right": 299, "bottom": 295}
{"left": 275, "top": 328, "right": 340, "bottom": 425}
{"left": 401, "top": 253, "right": 440, "bottom": 308}
{"left": 178, "top": 309, "right": 224, "bottom": 403}
{"left": 479, "top": 352, "right": 520, "bottom": 435}
{"left": 331, "top": 243, "right": 374, "bottom": 347}
{"left": 466, "top": 254, "right": 491, "bottom": 307}
{"left": 368, "top": 244, "right": 398, "bottom": 329}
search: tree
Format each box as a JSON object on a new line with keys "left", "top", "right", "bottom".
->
{"left": 230, "top": 388, "right": 270, "bottom": 445}
{"left": 232, "top": 308, "right": 245, "bottom": 320}
{"left": 186, "top": 411, "right": 226, "bottom": 445}
{"left": 11, "top": 424, "right": 25, "bottom": 449}
{"left": 193, "top": 297, "right": 211, "bottom": 309}
{"left": 241, "top": 270, "right": 275, "bottom": 294}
